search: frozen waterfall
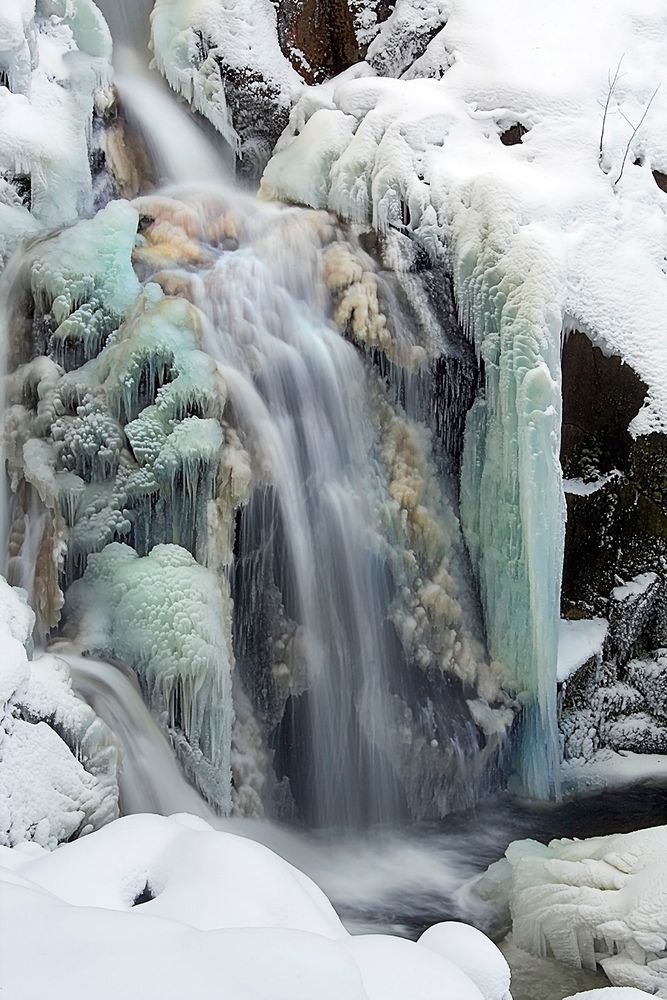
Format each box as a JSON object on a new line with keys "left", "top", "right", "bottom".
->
{"left": 0, "top": 0, "right": 553, "bottom": 834}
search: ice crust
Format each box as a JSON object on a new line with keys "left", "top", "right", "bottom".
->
{"left": 0, "top": 811, "right": 511, "bottom": 1000}
{"left": 481, "top": 826, "right": 667, "bottom": 996}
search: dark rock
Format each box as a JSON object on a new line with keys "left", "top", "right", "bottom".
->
{"left": 276, "top": 0, "right": 362, "bottom": 83}
{"left": 653, "top": 169, "right": 667, "bottom": 194}
{"left": 500, "top": 123, "right": 528, "bottom": 146}
{"left": 132, "top": 883, "right": 155, "bottom": 906}
{"left": 560, "top": 331, "right": 667, "bottom": 611}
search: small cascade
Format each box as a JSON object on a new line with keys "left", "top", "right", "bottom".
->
{"left": 63, "top": 650, "right": 214, "bottom": 818}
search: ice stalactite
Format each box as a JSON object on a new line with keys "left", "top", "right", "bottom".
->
{"left": 456, "top": 190, "right": 566, "bottom": 799}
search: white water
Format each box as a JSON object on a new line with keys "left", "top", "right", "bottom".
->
{"left": 63, "top": 650, "right": 492, "bottom": 931}
{"left": 66, "top": 652, "right": 213, "bottom": 817}
{"left": 113, "top": 52, "right": 228, "bottom": 186}
{"left": 195, "top": 194, "right": 412, "bottom": 826}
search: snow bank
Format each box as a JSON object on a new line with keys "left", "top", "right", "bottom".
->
{"left": 263, "top": 0, "right": 667, "bottom": 436}
{"left": 0, "top": 812, "right": 508, "bottom": 1000}
{"left": 0, "top": 576, "right": 117, "bottom": 849}
{"left": 479, "top": 825, "right": 667, "bottom": 996}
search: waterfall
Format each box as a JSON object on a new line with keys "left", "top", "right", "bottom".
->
{"left": 1, "top": 0, "right": 515, "bottom": 833}
{"left": 63, "top": 650, "right": 214, "bottom": 817}
{"left": 199, "top": 208, "right": 409, "bottom": 826}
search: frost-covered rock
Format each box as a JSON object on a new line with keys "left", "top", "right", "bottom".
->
{"left": 0, "top": 576, "right": 117, "bottom": 849}
{"left": 477, "top": 825, "right": 667, "bottom": 996}
{"left": 151, "top": 0, "right": 303, "bottom": 176}
{"left": 0, "top": 0, "right": 114, "bottom": 266}
{"left": 0, "top": 812, "right": 507, "bottom": 999}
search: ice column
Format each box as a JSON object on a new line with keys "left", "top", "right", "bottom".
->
{"left": 457, "top": 192, "right": 565, "bottom": 798}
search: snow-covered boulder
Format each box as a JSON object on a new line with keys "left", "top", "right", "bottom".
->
{"left": 419, "top": 921, "right": 512, "bottom": 1000}
{"left": 477, "top": 826, "right": 667, "bottom": 997}
{"left": 0, "top": 576, "right": 117, "bottom": 849}
{"left": 0, "top": 0, "right": 114, "bottom": 266}
{"left": 0, "top": 811, "right": 508, "bottom": 1000}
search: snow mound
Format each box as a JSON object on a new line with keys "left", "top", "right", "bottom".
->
{"left": 0, "top": 812, "right": 509, "bottom": 1000}
{"left": 481, "top": 825, "right": 667, "bottom": 996}
{"left": 558, "top": 618, "right": 608, "bottom": 684}
{"left": 419, "top": 920, "right": 512, "bottom": 1000}
{"left": 0, "top": 576, "right": 117, "bottom": 849}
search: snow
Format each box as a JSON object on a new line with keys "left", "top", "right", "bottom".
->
{"left": 558, "top": 618, "right": 608, "bottom": 684}
{"left": 565, "top": 992, "right": 654, "bottom": 999}
{"left": 0, "top": 812, "right": 508, "bottom": 1000}
{"left": 0, "top": 576, "right": 117, "bottom": 849}
{"left": 420, "top": 920, "right": 512, "bottom": 1000}
{"left": 612, "top": 573, "right": 659, "bottom": 603}
{"left": 484, "top": 825, "right": 667, "bottom": 995}
{"left": 563, "top": 472, "right": 623, "bottom": 497}
{"left": 561, "top": 750, "right": 667, "bottom": 798}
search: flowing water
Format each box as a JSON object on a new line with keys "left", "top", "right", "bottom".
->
{"left": 63, "top": 651, "right": 664, "bottom": 1000}
{"left": 6, "top": 6, "right": 666, "bottom": 998}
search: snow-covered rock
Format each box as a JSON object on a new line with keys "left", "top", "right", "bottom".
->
{"left": 0, "top": 811, "right": 508, "bottom": 1000}
{"left": 0, "top": 576, "right": 117, "bottom": 849}
{"left": 419, "top": 920, "right": 512, "bottom": 1000}
{"left": 0, "top": 0, "right": 114, "bottom": 266}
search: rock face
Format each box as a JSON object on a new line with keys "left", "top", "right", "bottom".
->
{"left": 559, "top": 331, "right": 667, "bottom": 761}
{"left": 275, "top": 0, "right": 391, "bottom": 84}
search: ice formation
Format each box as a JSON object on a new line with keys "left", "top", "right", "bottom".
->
{"left": 264, "top": 81, "right": 566, "bottom": 796}
{"left": 0, "top": 574, "right": 117, "bottom": 849}
{"left": 65, "top": 543, "right": 234, "bottom": 812}
{"left": 2, "top": 176, "right": 514, "bottom": 823}
{"left": 477, "top": 825, "right": 667, "bottom": 996}
{"left": 0, "top": 0, "right": 114, "bottom": 266}
{"left": 0, "top": 811, "right": 512, "bottom": 1000}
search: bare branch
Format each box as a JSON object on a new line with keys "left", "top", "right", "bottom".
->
{"left": 614, "top": 85, "right": 661, "bottom": 186}
{"left": 599, "top": 55, "right": 625, "bottom": 167}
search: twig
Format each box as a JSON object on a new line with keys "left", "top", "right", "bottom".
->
{"left": 614, "top": 85, "right": 661, "bottom": 186}
{"left": 599, "top": 56, "right": 625, "bottom": 168}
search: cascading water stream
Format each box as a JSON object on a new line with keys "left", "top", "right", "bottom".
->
{"left": 63, "top": 651, "right": 214, "bottom": 817}
{"left": 197, "top": 213, "right": 410, "bottom": 826}
{"left": 1, "top": 0, "right": 505, "bottom": 834}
